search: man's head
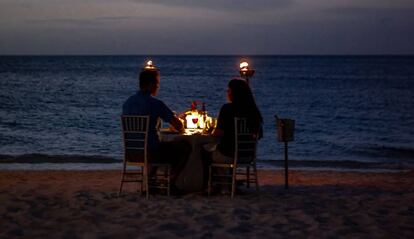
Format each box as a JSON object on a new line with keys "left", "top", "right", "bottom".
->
{"left": 139, "top": 69, "right": 160, "bottom": 96}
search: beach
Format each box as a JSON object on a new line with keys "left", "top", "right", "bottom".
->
{"left": 1, "top": 169, "right": 413, "bottom": 238}
{"left": 2, "top": 0, "right": 414, "bottom": 237}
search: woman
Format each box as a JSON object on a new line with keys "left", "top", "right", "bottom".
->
{"left": 201, "top": 78, "right": 262, "bottom": 190}
{"left": 210, "top": 78, "right": 263, "bottom": 163}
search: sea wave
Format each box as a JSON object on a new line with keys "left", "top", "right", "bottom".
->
{"left": 0, "top": 154, "right": 412, "bottom": 171}
{"left": 263, "top": 159, "right": 412, "bottom": 170}
{"left": 352, "top": 145, "right": 414, "bottom": 161}
{"left": 0, "top": 154, "right": 120, "bottom": 164}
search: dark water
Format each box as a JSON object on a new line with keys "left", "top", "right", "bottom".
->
{"left": 1, "top": 56, "right": 413, "bottom": 166}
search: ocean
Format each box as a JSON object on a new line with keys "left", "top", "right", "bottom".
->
{"left": 1, "top": 55, "right": 413, "bottom": 169}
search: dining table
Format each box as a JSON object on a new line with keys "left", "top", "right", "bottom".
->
{"left": 159, "top": 128, "right": 217, "bottom": 193}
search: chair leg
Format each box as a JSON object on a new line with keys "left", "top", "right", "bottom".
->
{"left": 231, "top": 167, "right": 236, "bottom": 199}
{"left": 118, "top": 175, "right": 124, "bottom": 197}
{"left": 208, "top": 166, "right": 212, "bottom": 196}
{"left": 118, "top": 162, "right": 127, "bottom": 197}
{"left": 145, "top": 165, "right": 149, "bottom": 199}
{"left": 139, "top": 166, "right": 144, "bottom": 195}
{"left": 246, "top": 166, "right": 250, "bottom": 188}
{"left": 167, "top": 166, "right": 171, "bottom": 197}
{"left": 253, "top": 163, "right": 259, "bottom": 192}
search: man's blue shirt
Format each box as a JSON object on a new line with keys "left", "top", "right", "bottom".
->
{"left": 122, "top": 90, "right": 174, "bottom": 151}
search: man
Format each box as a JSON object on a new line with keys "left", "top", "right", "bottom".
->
{"left": 122, "top": 68, "right": 191, "bottom": 189}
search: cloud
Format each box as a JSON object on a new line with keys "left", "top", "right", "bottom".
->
{"left": 130, "top": 0, "right": 293, "bottom": 12}
{"left": 27, "top": 18, "right": 102, "bottom": 27}
{"left": 322, "top": 6, "right": 414, "bottom": 27}
{"left": 323, "top": 6, "right": 414, "bottom": 17}
{"left": 26, "top": 16, "right": 171, "bottom": 28}
{"left": 3, "top": 0, "right": 414, "bottom": 54}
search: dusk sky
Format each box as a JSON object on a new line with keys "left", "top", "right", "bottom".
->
{"left": 1, "top": 0, "right": 414, "bottom": 55}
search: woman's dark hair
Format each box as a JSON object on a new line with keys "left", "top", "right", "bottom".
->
{"left": 228, "top": 79, "right": 263, "bottom": 135}
{"left": 139, "top": 69, "right": 159, "bottom": 90}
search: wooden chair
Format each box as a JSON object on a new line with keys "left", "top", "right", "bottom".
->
{"left": 208, "top": 117, "right": 259, "bottom": 198}
{"left": 119, "top": 115, "right": 171, "bottom": 198}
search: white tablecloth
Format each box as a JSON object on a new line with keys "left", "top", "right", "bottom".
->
{"left": 160, "top": 133, "right": 216, "bottom": 192}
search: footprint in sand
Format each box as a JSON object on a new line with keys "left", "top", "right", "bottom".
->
{"left": 158, "top": 223, "right": 192, "bottom": 237}
{"left": 7, "top": 228, "right": 24, "bottom": 237}
{"left": 227, "top": 222, "right": 253, "bottom": 234}
{"left": 7, "top": 206, "right": 21, "bottom": 213}
{"left": 232, "top": 208, "right": 252, "bottom": 221}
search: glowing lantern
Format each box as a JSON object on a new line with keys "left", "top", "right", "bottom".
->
{"left": 240, "top": 62, "right": 249, "bottom": 72}
{"left": 239, "top": 61, "right": 255, "bottom": 83}
{"left": 181, "top": 102, "right": 217, "bottom": 134}
{"left": 185, "top": 111, "right": 206, "bottom": 129}
{"left": 143, "top": 60, "right": 156, "bottom": 70}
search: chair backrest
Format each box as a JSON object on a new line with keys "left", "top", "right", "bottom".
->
{"left": 121, "top": 115, "right": 150, "bottom": 164}
{"left": 234, "top": 117, "right": 257, "bottom": 165}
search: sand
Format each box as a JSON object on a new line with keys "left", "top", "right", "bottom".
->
{"left": 1, "top": 169, "right": 413, "bottom": 238}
